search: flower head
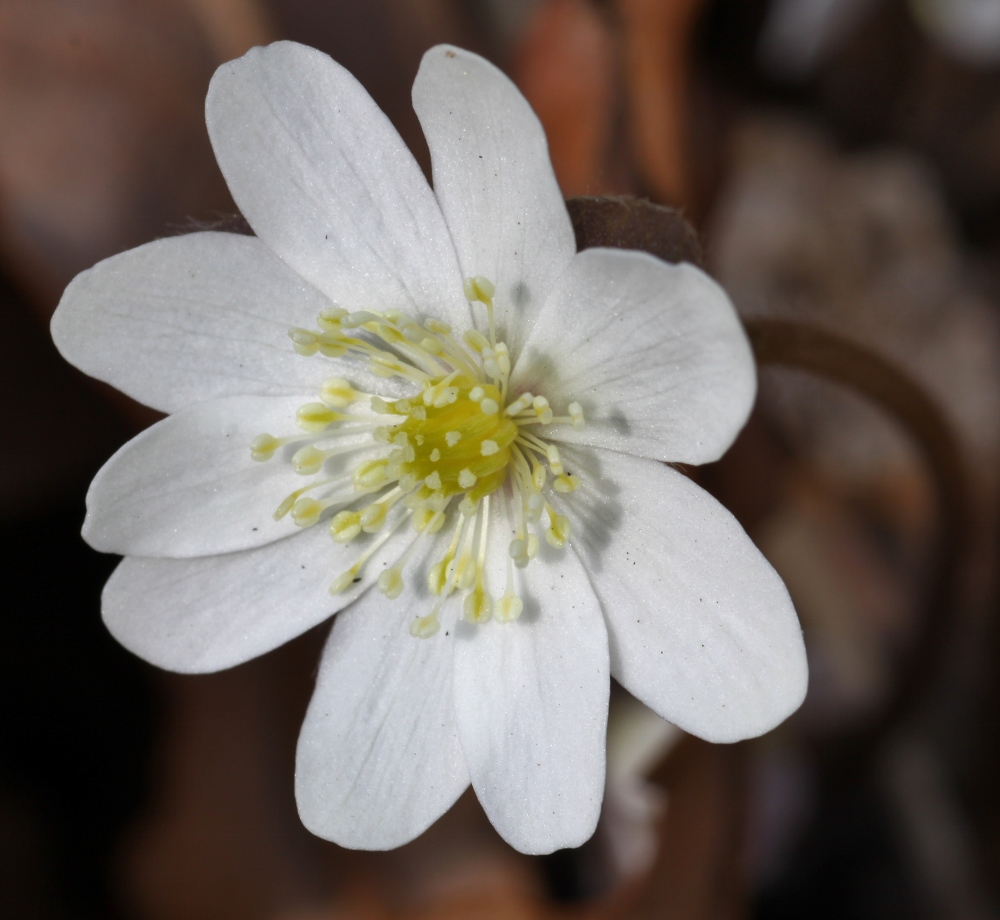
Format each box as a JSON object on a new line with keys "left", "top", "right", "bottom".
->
{"left": 51, "top": 42, "right": 807, "bottom": 854}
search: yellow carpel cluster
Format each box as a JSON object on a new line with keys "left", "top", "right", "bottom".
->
{"left": 374, "top": 378, "right": 517, "bottom": 506}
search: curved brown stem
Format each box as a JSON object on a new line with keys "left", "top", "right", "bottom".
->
{"left": 745, "top": 319, "right": 973, "bottom": 744}
{"left": 567, "top": 194, "right": 974, "bottom": 747}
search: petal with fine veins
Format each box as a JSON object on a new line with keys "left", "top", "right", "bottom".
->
{"left": 452, "top": 512, "right": 609, "bottom": 854}
{"left": 413, "top": 45, "right": 576, "bottom": 355}
{"left": 559, "top": 447, "right": 807, "bottom": 743}
{"left": 52, "top": 232, "right": 348, "bottom": 414}
{"left": 296, "top": 543, "right": 469, "bottom": 850}
{"left": 206, "top": 41, "right": 470, "bottom": 330}
{"left": 509, "top": 248, "right": 756, "bottom": 465}
{"left": 103, "top": 522, "right": 416, "bottom": 673}
{"left": 84, "top": 395, "right": 376, "bottom": 558}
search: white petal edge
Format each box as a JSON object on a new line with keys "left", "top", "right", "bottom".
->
{"left": 84, "top": 395, "right": 377, "bottom": 557}
{"left": 452, "top": 504, "right": 609, "bottom": 854}
{"left": 103, "top": 518, "right": 418, "bottom": 674}
{"left": 413, "top": 45, "right": 576, "bottom": 356}
{"left": 52, "top": 232, "right": 347, "bottom": 414}
{"left": 509, "top": 248, "right": 756, "bottom": 465}
{"left": 295, "top": 538, "right": 469, "bottom": 849}
{"left": 559, "top": 447, "right": 807, "bottom": 743}
{"left": 207, "top": 41, "right": 471, "bottom": 331}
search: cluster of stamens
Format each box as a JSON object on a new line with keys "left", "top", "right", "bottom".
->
{"left": 251, "top": 276, "right": 585, "bottom": 638}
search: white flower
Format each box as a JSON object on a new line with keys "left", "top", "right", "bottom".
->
{"left": 51, "top": 42, "right": 807, "bottom": 855}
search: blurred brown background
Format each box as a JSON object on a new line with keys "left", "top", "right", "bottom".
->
{"left": 4, "top": 0, "right": 1000, "bottom": 917}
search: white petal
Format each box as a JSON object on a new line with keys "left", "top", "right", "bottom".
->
{"left": 413, "top": 45, "right": 575, "bottom": 355}
{"left": 84, "top": 395, "right": 374, "bottom": 557}
{"left": 52, "top": 233, "right": 341, "bottom": 414}
{"left": 452, "top": 510, "right": 609, "bottom": 854}
{"left": 103, "top": 521, "right": 416, "bottom": 673}
{"left": 509, "top": 248, "right": 756, "bottom": 465}
{"left": 295, "top": 541, "right": 469, "bottom": 849}
{"left": 560, "top": 447, "right": 807, "bottom": 743}
{"left": 206, "top": 42, "right": 471, "bottom": 329}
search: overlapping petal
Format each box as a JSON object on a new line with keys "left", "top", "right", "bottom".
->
{"left": 296, "top": 544, "right": 469, "bottom": 849}
{"left": 413, "top": 45, "right": 576, "bottom": 355}
{"left": 452, "top": 513, "right": 609, "bottom": 854}
{"left": 84, "top": 395, "right": 377, "bottom": 558}
{"left": 103, "top": 521, "right": 416, "bottom": 674}
{"left": 206, "top": 41, "right": 472, "bottom": 331}
{"left": 510, "top": 248, "right": 756, "bottom": 465}
{"left": 557, "top": 447, "right": 807, "bottom": 743}
{"left": 52, "top": 233, "right": 342, "bottom": 414}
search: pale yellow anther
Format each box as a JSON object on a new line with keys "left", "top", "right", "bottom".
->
{"left": 320, "top": 378, "right": 356, "bottom": 408}
{"left": 553, "top": 474, "right": 580, "bottom": 493}
{"left": 317, "top": 307, "right": 347, "bottom": 330}
{"left": 370, "top": 397, "right": 394, "bottom": 415}
{"left": 445, "top": 431, "right": 461, "bottom": 447}
{"left": 458, "top": 469, "right": 478, "bottom": 489}
{"left": 353, "top": 458, "right": 388, "bottom": 492}
{"left": 469, "top": 386, "right": 485, "bottom": 402}
{"left": 533, "top": 396, "right": 554, "bottom": 424}
{"left": 291, "top": 497, "right": 322, "bottom": 528}
{"left": 425, "top": 471, "right": 442, "bottom": 491}
{"left": 330, "top": 510, "right": 362, "bottom": 543}
{"left": 329, "top": 568, "right": 358, "bottom": 595}
{"left": 342, "top": 310, "right": 380, "bottom": 328}
{"left": 393, "top": 431, "right": 409, "bottom": 447}
{"left": 458, "top": 495, "right": 477, "bottom": 516}
{"left": 454, "top": 555, "right": 477, "bottom": 590}
{"left": 531, "top": 462, "right": 547, "bottom": 491}
{"left": 426, "top": 491, "right": 449, "bottom": 513}
{"left": 288, "top": 328, "right": 319, "bottom": 356}
{"left": 546, "top": 444, "right": 564, "bottom": 475}
{"left": 509, "top": 537, "right": 529, "bottom": 566}
{"left": 273, "top": 492, "right": 298, "bottom": 521}
{"left": 463, "top": 329, "right": 490, "bottom": 353}
{"left": 420, "top": 337, "right": 444, "bottom": 355}
{"left": 412, "top": 506, "right": 436, "bottom": 532}
{"left": 368, "top": 358, "right": 399, "bottom": 378}
{"left": 296, "top": 402, "right": 339, "bottom": 432}
{"left": 292, "top": 445, "right": 324, "bottom": 476}
{"left": 505, "top": 394, "right": 532, "bottom": 416}
{"left": 360, "top": 502, "right": 387, "bottom": 533}
{"left": 568, "top": 401, "right": 585, "bottom": 430}
{"left": 424, "top": 318, "right": 451, "bottom": 335}
{"left": 409, "top": 611, "right": 441, "bottom": 639}
{"left": 433, "top": 386, "right": 459, "bottom": 408}
{"left": 480, "top": 398, "right": 499, "bottom": 416}
{"left": 463, "top": 275, "right": 495, "bottom": 302}
{"left": 495, "top": 342, "right": 511, "bottom": 376}
{"left": 481, "top": 440, "right": 499, "bottom": 457}
{"left": 430, "top": 448, "right": 441, "bottom": 462}
{"left": 378, "top": 567, "right": 404, "bottom": 599}
{"left": 401, "top": 323, "right": 423, "bottom": 343}
{"left": 415, "top": 434, "right": 425, "bottom": 446}
{"left": 526, "top": 491, "right": 544, "bottom": 522}
{"left": 546, "top": 512, "right": 571, "bottom": 548}
{"left": 463, "top": 586, "right": 493, "bottom": 624}
{"left": 495, "top": 593, "right": 524, "bottom": 623}
{"left": 428, "top": 558, "right": 450, "bottom": 595}
{"left": 250, "top": 433, "right": 279, "bottom": 462}
{"left": 318, "top": 338, "right": 348, "bottom": 358}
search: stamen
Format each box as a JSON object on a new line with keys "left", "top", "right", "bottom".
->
{"left": 263, "top": 289, "right": 587, "bottom": 636}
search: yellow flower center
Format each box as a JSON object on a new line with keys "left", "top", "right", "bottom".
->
{"left": 250, "top": 276, "right": 584, "bottom": 638}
